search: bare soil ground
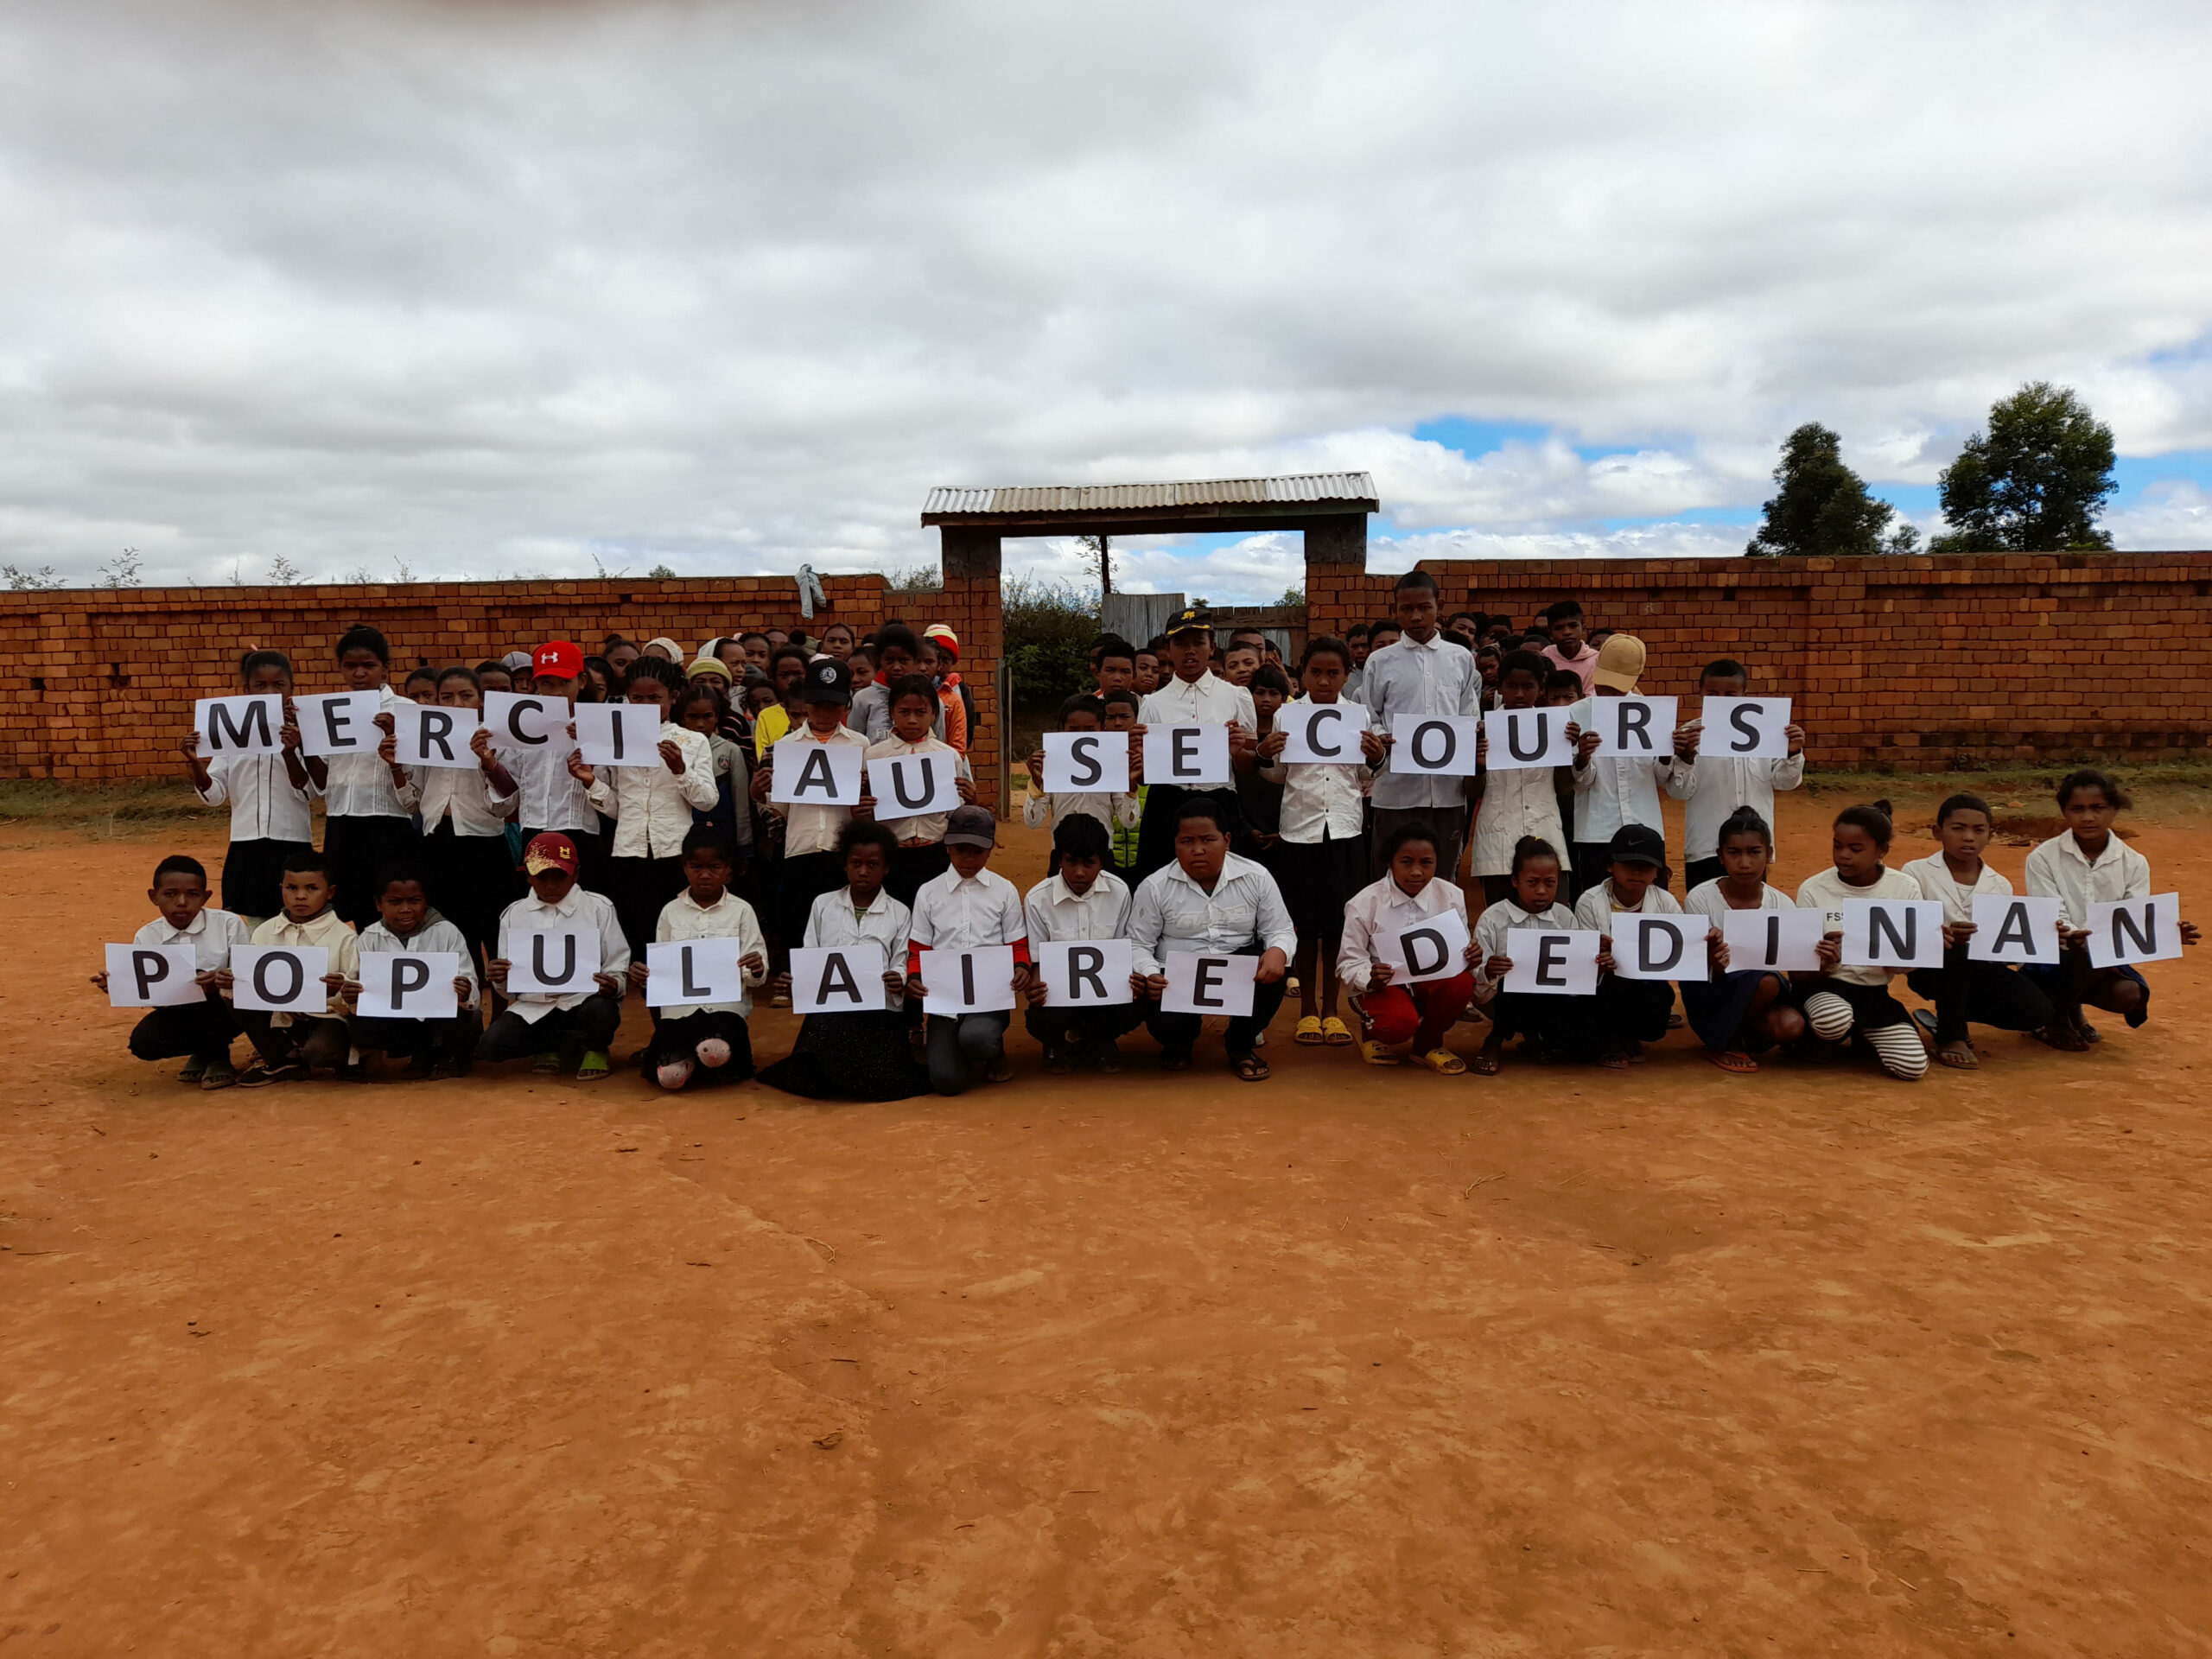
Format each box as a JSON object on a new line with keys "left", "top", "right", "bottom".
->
{"left": 4, "top": 785, "right": 2210, "bottom": 1656}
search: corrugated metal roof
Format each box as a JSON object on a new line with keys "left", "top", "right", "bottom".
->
{"left": 923, "top": 473, "right": 1376, "bottom": 518}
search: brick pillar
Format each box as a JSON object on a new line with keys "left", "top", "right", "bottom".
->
{"left": 938, "top": 527, "right": 1004, "bottom": 817}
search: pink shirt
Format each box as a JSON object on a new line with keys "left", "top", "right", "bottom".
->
{"left": 1541, "top": 642, "right": 1597, "bottom": 693}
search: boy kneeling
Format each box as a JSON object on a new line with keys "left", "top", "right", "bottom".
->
{"left": 344, "top": 863, "right": 481, "bottom": 1080}
{"left": 92, "top": 854, "right": 251, "bottom": 1090}
{"left": 480, "top": 832, "right": 630, "bottom": 1082}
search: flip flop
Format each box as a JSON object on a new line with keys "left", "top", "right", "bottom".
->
{"left": 1294, "top": 1015, "right": 1325, "bottom": 1046}
{"left": 1470, "top": 1051, "right": 1503, "bottom": 1077}
{"left": 1320, "top": 1016, "right": 1354, "bottom": 1047}
{"left": 1705, "top": 1048, "right": 1759, "bottom": 1075}
{"left": 1410, "top": 1047, "right": 1466, "bottom": 1076}
{"left": 1936, "top": 1043, "right": 1980, "bottom": 1070}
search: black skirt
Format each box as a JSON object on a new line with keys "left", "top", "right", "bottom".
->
{"left": 757, "top": 1010, "right": 930, "bottom": 1101}
{"left": 1274, "top": 831, "right": 1368, "bottom": 944}
{"left": 421, "top": 822, "right": 524, "bottom": 968}
{"left": 323, "top": 815, "right": 423, "bottom": 929}
{"left": 220, "top": 836, "right": 314, "bottom": 924}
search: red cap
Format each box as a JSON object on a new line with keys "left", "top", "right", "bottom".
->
{"left": 522, "top": 832, "right": 580, "bottom": 877}
{"left": 533, "top": 640, "right": 583, "bottom": 678}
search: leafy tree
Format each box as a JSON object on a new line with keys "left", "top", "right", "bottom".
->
{"left": 1275, "top": 584, "right": 1306, "bottom": 611}
{"left": 1933, "top": 381, "right": 2115, "bottom": 551}
{"left": 1002, "top": 575, "right": 1098, "bottom": 711}
{"left": 1745, "top": 423, "right": 1918, "bottom": 557}
{"left": 3, "top": 563, "right": 64, "bottom": 591}
{"left": 646, "top": 563, "right": 677, "bottom": 580}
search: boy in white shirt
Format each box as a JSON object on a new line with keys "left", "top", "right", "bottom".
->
{"left": 1574, "top": 824, "right": 1684, "bottom": 1066}
{"left": 232, "top": 849, "right": 360, "bottom": 1086}
{"left": 1021, "top": 815, "right": 1142, "bottom": 1074}
{"left": 1470, "top": 652, "right": 1576, "bottom": 904}
{"left": 575, "top": 655, "right": 717, "bottom": 957}
{"left": 1567, "top": 634, "right": 1672, "bottom": 899}
{"left": 1470, "top": 836, "right": 1591, "bottom": 1074}
{"left": 1899, "top": 791, "right": 2054, "bottom": 1069}
{"left": 344, "top": 863, "right": 483, "bottom": 1080}
{"left": 906, "top": 805, "right": 1029, "bottom": 1095}
{"left": 864, "top": 671, "right": 977, "bottom": 906}
{"left": 628, "top": 826, "right": 766, "bottom": 1091}
{"left": 1666, "top": 658, "right": 1806, "bottom": 892}
{"left": 480, "top": 833, "right": 631, "bottom": 1083}
{"left": 91, "top": 854, "right": 251, "bottom": 1090}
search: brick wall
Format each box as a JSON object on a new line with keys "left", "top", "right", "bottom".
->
{"left": 1306, "top": 550, "right": 2212, "bottom": 770}
{"left": 1, "top": 570, "right": 1007, "bottom": 805}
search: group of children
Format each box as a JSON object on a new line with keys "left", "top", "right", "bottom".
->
{"left": 105, "top": 596, "right": 2193, "bottom": 1095}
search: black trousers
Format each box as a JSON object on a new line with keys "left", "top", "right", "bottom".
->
{"left": 324, "top": 815, "right": 423, "bottom": 929}
{"left": 1595, "top": 974, "right": 1675, "bottom": 1044}
{"left": 128, "top": 993, "right": 238, "bottom": 1065}
{"left": 606, "top": 855, "right": 688, "bottom": 961}
{"left": 775, "top": 849, "right": 848, "bottom": 959}
{"left": 236, "top": 1011, "right": 351, "bottom": 1071}
{"left": 639, "top": 1008, "right": 756, "bottom": 1086}
{"left": 476, "top": 995, "right": 624, "bottom": 1060}
{"left": 351, "top": 1012, "right": 480, "bottom": 1064}
{"left": 1905, "top": 946, "right": 2056, "bottom": 1043}
{"left": 1024, "top": 1001, "right": 1147, "bottom": 1049}
{"left": 1484, "top": 989, "right": 1599, "bottom": 1060}
{"left": 887, "top": 842, "right": 951, "bottom": 908}
{"left": 1142, "top": 945, "right": 1288, "bottom": 1060}
{"left": 421, "top": 823, "right": 523, "bottom": 969}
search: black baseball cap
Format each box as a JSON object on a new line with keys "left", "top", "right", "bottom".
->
{"left": 1606, "top": 823, "right": 1667, "bottom": 868}
{"left": 804, "top": 657, "right": 852, "bottom": 707}
{"left": 1165, "top": 604, "right": 1215, "bottom": 637}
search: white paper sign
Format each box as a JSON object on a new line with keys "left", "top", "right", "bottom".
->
{"left": 294, "top": 691, "right": 384, "bottom": 758}
{"left": 918, "top": 944, "right": 1020, "bottom": 1015}
{"left": 1141, "top": 724, "right": 1232, "bottom": 787}
{"left": 574, "top": 702, "right": 664, "bottom": 768}
{"left": 1160, "top": 950, "right": 1258, "bottom": 1017}
{"left": 1377, "top": 907, "right": 1471, "bottom": 985}
{"left": 770, "top": 736, "right": 866, "bottom": 805}
{"left": 390, "top": 702, "right": 483, "bottom": 769}
{"left": 482, "top": 691, "right": 576, "bottom": 758}
{"left": 1502, "top": 928, "right": 1599, "bottom": 995}
{"left": 2087, "top": 893, "right": 2183, "bottom": 969}
{"left": 790, "top": 944, "right": 889, "bottom": 1014}
{"left": 1694, "top": 696, "right": 1793, "bottom": 760}
{"left": 355, "top": 950, "right": 462, "bottom": 1020}
{"left": 232, "top": 944, "right": 330, "bottom": 1014}
{"left": 1968, "top": 893, "right": 2063, "bottom": 965}
{"left": 1389, "top": 715, "right": 1482, "bottom": 777}
{"left": 1033, "top": 938, "right": 1135, "bottom": 1006}
{"left": 104, "top": 943, "right": 205, "bottom": 1007}
{"left": 1277, "top": 702, "right": 1370, "bottom": 766}
{"left": 1483, "top": 706, "right": 1577, "bottom": 772}
{"left": 644, "top": 938, "right": 750, "bottom": 1007}
{"left": 1591, "top": 695, "right": 1680, "bottom": 758}
{"left": 194, "top": 695, "right": 284, "bottom": 757}
{"left": 1041, "top": 731, "right": 1130, "bottom": 795}
{"left": 1840, "top": 899, "right": 1945, "bottom": 969}
{"left": 1719, "top": 906, "right": 1827, "bottom": 972}
{"left": 1613, "top": 913, "right": 1710, "bottom": 982}
{"left": 502, "top": 928, "right": 601, "bottom": 995}
{"left": 868, "top": 751, "right": 963, "bottom": 817}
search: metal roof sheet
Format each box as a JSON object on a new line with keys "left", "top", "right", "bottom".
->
{"left": 922, "top": 473, "right": 1376, "bottom": 518}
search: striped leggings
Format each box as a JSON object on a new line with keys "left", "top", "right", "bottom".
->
{"left": 1802, "top": 984, "right": 1927, "bottom": 1081}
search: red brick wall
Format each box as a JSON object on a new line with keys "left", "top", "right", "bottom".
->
{"left": 1306, "top": 550, "right": 2212, "bottom": 770}
{"left": 1, "top": 571, "right": 1007, "bottom": 805}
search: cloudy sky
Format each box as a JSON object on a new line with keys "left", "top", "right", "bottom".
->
{"left": 3, "top": 1, "right": 2209, "bottom": 602}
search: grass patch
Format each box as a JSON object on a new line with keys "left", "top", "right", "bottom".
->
{"left": 0, "top": 779, "right": 220, "bottom": 830}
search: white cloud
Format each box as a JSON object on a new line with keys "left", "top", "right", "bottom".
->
{"left": 2105, "top": 482, "right": 2212, "bottom": 550}
{"left": 0, "top": 0, "right": 2208, "bottom": 593}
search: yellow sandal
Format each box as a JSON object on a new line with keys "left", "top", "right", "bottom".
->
{"left": 1294, "top": 1014, "right": 1325, "bottom": 1046}
{"left": 1320, "top": 1015, "right": 1354, "bottom": 1046}
{"left": 1360, "top": 1039, "right": 1402, "bottom": 1066}
{"left": 1411, "top": 1047, "right": 1467, "bottom": 1076}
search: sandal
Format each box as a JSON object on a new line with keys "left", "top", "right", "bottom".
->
{"left": 2030, "top": 1024, "right": 2089, "bottom": 1053}
{"left": 1936, "top": 1039, "right": 1979, "bottom": 1071}
{"left": 1359, "top": 1039, "right": 1402, "bottom": 1066}
{"left": 1706, "top": 1048, "right": 1759, "bottom": 1075}
{"left": 1294, "top": 1015, "right": 1325, "bottom": 1046}
{"left": 178, "top": 1058, "right": 208, "bottom": 1085}
{"left": 1410, "top": 1047, "right": 1466, "bottom": 1076}
{"left": 1320, "top": 1016, "right": 1354, "bottom": 1047}
{"left": 1160, "top": 1050, "right": 1193, "bottom": 1072}
{"left": 576, "top": 1049, "right": 613, "bottom": 1083}
{"left": 1597, "top": 1046, "right": 1633, "bottom": 1071}
{"left": 199, "top": 1058, "right": 238, "bottom": 1091}
{"left": 1231, "top": 1052, "right": 1270, "bottom": 1083}
{"left": 531, "top": 1050, "right": 563, "bottom": 1074}
{"left": 1470, "top": 1050, "right": 1503, "bottom": 1077}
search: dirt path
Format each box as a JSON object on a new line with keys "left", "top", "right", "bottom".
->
{"left": 4, "top": 797, "right": 2210, "bottom": 1656}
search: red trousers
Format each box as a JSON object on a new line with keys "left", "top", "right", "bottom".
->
{"left": 1363, "top": 972, "right": 1475, "bottom": 1051}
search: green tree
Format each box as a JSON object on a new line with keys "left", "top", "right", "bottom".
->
{"left": 1933, "top": 381, "right": 2115, "bottom": 551}
{"left": 1001, "top": 575, "right": 1098, "bottom": 711}
{"left": 1745, "top": 423, "right": 1918, "bottom": 557}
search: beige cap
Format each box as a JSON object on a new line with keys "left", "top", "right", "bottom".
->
{"left": 1591, "top": 633, "right": 1646, "bottom": 694}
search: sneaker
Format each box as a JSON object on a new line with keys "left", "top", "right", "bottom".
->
{"left": 199, "top": 1058, "right": 238, "bottom": 1092}
{"left": 178, "top": 1058, "right": 209, "bottom": 1085}
{"left": 236, "top": 1060, "right": 307, "bottom": 1090}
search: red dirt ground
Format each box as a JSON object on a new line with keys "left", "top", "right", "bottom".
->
{"left": 3, "top": 791, "right": 2209, "bottom": 1656}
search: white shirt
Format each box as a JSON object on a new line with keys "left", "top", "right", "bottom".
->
{"left": 322, "top": 684, "right": 416, "bottom": 819}
{"left": 419, "top": 759, "right": 518, "bottom": 838}
{"left": 1796, "top": 866, "right": 1923, "bottom": 988}
{"left": 1127, "top": 852, "right": 1297, "bottom": 976}
{"left": 1024, "top": 870, "right": 1134, "bottom": 944}
{"left": 1260, "top": 705, "right": 1370, "bottom": 843}
{"left": 909, "top": 866, "right": 1027, "bottom": 955}
{"left": 1665, "top": 750, "right": 1807, "bottom": 862}
{"left": 196, "top": 753, "right": 316, "bottom": 844}
{"left": 2023, "top": 830, "right": 2151, "bottom": 930}
{"left": 587, "top": 723, "right": 716, "bottom": 858}
{"left": 495, "top": 885, "right": 628, "bottom": 1024}
{"left": 1901, "top": 851, "right": 2013, "bottom": 927}
{"left": 864, "top": 734, "right": 972, "bottom": 842}
{"left": 134, "top": 906, "right": 252, "bottom": 973}
{"left": 1471, "top": 766, "right": 1571, "bottom": 878}
{"left": 358, "top": 912, "right": 481, "bottom": 1009}
{"left": 1362, "top": 632, "right": 1478, "bottom": 811}
{"left": 506, "top": 741, "right": 596, "bottom": 835}
{"left": 850, "top": 683, "right": 944, "bottom": 745}
{"left": 652, "top": 889, "right": 767, "bottom": 1019}
{"left": 804, "top": 886, "right": 911, "bottom": 976}
{"left": 1471, "top": 899, "right": 1580, "bottom": 999}
{"left": 1337, "top": 874, "right": 1469, "bottom": 994}
{"left": 1683, "top": 878, "right": 1793, "bottom": 924}
{"left": 1573, "top": 880, "right": 1684, "bottom": 932}
{"left": 769, "top": 724, "right": 870, "bottom": 858}
{"left": 249, "top": 906, "right": 360, "bottom": 1025}
{"left": 1022, "top": 787, "right": 1141, "bottom": 836}
{"left": 1139, "top": 672, "right": 1256, "bottom": 734}
{"left": 1568, "top": 702, "right": 1669, "bottom": 843}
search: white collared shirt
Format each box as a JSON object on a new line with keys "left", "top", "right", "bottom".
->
{"left": 1901, "top": 851, "right": 2013, "bottom": 927}
{"left": 1337, "top": 874, "right": 1468, "bottom": 994}
{"left": 2023, "top": 830, "right": 2151, "bottom": 929}
{"left": 1682, "top": 878, "right": 1792, "bottom": 922}
{"left": 804, "top": 886, "right": 911, "bottom": 976}
{"left": 1021, "top": 788, "right": 1141, "bottom": 836}
{"left": 1665, "top": 750, "right": 1807, "bottom": 862}
{"left": 505, "top": 741, "right": 597, "bottom": 835}
{"left": 358, "top": 912, "right": 481, "bottom": 1009}
{"left": 495, "top": 885, "right": 628, "bottom": 1023}
{"left": 134, "top": 906, "right": 252, "bottom": 973}
{"left": 196, "top": 753, "right": 316, "bottom": 843}
{"left": 419, "top": 759, "right": 518, "bottom": 838}
{"left": 1568, "top": 700, "right": 1669, "bottom": 843}
{"left": 1261, "top": 702, "right": 1370, "bottom": 843}
{"left": 1471, "top": 899, "right": 1580, "bottom": 1000}
{"left": 909, "top": 866, "right": 1027, "bottom": 954}
{"left": 1128, "top": 851, "right": 1298, "bottom": 976}
{"left": 1139, "top": 672, "right": 1256, "bottom": 733}
{"left": 1362, "top": 632, "right": 1478, "bottom": 811}
{"left": 322, "top": 684, "right": 416, "bottom": 819}
{"left": 865, "top": 734, "right": 972, "bottom": 842}
{"left": 1024, "top": 869, "right": 1134, "bottom": 944}
{"left": 249, "top": 906, "right": 360, "bottom": 1025}
{"left": 1572, "top": 879, "right": 1684, "bottom": 932}
{"left": 586, "top": 723, "right": 716, "bottom": 858}
{"left": 652, "top": 889, "right": 767, "bottom": 1019}
{"left": 769, "top": 723, "right": 871, "bottom": 858}
{"left": 1796, "top": 865, "right": 1923, "bottom": 987}
{"left": 1471, "top": 766, "right": 1571, "bottom": 878}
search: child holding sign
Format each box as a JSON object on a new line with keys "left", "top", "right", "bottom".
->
{"left": 1567, "top": 635, "right": 1673, "bottom": 900}
{"left": 1681, "top": 808, "right": 1806, "bottom": 1072}
{"left": 1900, "top": 792, "right": 2056, "bottom": 1069}
{"left": 345, "top": 864, "right": 480, "bottom": 1080}
{"left": 322, "top": 626, "right": 421, "bottom": 929}
{"left": 1024, "top": 693, "right": 1141, "bottom": 874}
{"left": 1470, "top": 652, "right": 1576, "bottom": 905}
{"left": 864, "top": 673, "right": 976, "bottom": 906}
{"left": 182, "top": 649, "right": 318, "bottom": 928}
{"left": 1022, "top": 814, "right": 1143, "bottom": 1074}
{"left": 906, "top": 806, "right": 1030, "bottom": 1096}
{"left": 2022, "top": 769, "right": 2199, "bottom": 1051}
{"left": 1469, "top": 836, "right": 1592, "bottom": 1075}
{"left": 1795, "top": 803, "right": 1929, "bottom": 1081}
{"left": 1574, "top": 823, "right": 1686, "bottom": 1067}
{"left": 576, "top": 655, "right": 718, "bottom": 958}
{"left": 628, "top": 827, "right": 766, "bottom": 1091}
{"left": 232, "top": 849, "right": 359, "bottom": 1087}
{"left": 1667, "top": 658, "right": 1805, "bottom": 893}
{"left": 1338, "top": 823, "right": 1476, "bottom": 1073}
{"left": 1259, "top": 636, "right": 1381, "bottom": 1047}
{"left": 93, "top": 855, "right": 251, "bottom": 1090}
{"left": 480, "top": 832, "right": 630, "bottom": 1082}
{"left": 416, "top": 665, "right": 524, "bottom": 972}
{"left": 753, "top": 656, "right": 869, "bottom": 974}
